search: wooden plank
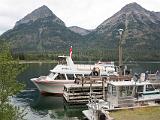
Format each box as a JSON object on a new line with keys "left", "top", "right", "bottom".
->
{"left": 64, "top": 92, "right": 103, "bottom": 96}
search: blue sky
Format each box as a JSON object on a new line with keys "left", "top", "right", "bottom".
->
{"left": 0, "top": 0, "right": 160, "bottom": 34}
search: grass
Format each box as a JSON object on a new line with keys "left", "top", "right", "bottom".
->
{"left": 110, "top": 106, "right": 160, "bottom": 120}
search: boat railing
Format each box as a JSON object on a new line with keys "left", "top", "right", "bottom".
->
{"left": 75, "top": 64, "right": 113, "bottom": 71}
{"left": 75, "top": 75, "right": 132, "bottom": 85}
{"left": 107, "top": 75, "right": 132, "bottom": 81}
{"left": 75, "top": 76, "right": 104, "bottom": 84}
{"left": 148, "top": 74, "right": 156, "bottom": 80}
{"left": 75, "top": 64, "right": 94, "bottom": 70}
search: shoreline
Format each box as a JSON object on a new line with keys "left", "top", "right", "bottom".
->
{"left": 18, "top": 60, "right": 160, "bottom": 64}
{"left": 18, "top": 60, "right": 57, "bottom": 64}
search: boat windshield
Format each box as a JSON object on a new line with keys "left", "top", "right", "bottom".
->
{"left": 119, "top": 86, "right": 133, "bottom": 97}
{"left": 55, "top": 73, "right": 66, "bottom": 80}
{"left": 48, "top": 73, "right": 55, "bottom": 79}
{"left": 136, "top": 86, "right": 143, "bottom": 93}
{"left": 66, "top": 74, "right": 75, "bottom": 80}
{"left": 146, "top": 84, "right": 155, "bottom": 91}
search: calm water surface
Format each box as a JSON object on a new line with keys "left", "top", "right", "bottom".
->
{"left": 13, "top": 62, "right": 160, "bottom": 120}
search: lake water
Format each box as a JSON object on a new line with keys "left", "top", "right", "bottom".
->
{"left": 13, "top": 62, "right": 160, "bottom": 120}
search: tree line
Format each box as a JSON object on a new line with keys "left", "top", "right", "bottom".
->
{"left": 12, "top": 48, "right": 160, "bottom": 62}
{"left": 0, "top": 43, "right": 26, "bottom": 120}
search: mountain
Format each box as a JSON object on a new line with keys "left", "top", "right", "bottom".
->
{"left": 15, "top": 5, "right": 65, "bottom": 27}
{"left": 86, "top": 2, "right": 160, "bottom": 51}
{"left": 0, "top": 5, "right": 82, "bottom": 52}
{"left": 0, "top": 3, "right": 160, "bottom": 60}
{"left": 68, "top": 26, "right": 91, "bottom": 35}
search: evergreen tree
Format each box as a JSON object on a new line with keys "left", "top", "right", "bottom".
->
{"left": 0, "top": 43, "right": 26, "bottom": 120}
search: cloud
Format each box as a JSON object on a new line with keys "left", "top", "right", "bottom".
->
{"left": 0, "top": 0, "right": 160, "bottom": 34}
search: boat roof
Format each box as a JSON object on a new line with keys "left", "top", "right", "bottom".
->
{"left": 50, "top": 64, "right": 91, "bottom": 74}
{"left": 108, "top": 80, "right": 152, "bottom": 86}
{"left": 58, "top": 55, "right": 69, "bottom": 58}
{"left": 50, "top": 69, "right": 91, "bottom": 74}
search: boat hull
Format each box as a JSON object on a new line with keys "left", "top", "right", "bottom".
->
{"left": 31, "top": 79, "right": 75, "bottom": 94}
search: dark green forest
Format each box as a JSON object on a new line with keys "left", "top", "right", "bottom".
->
{"left": 12, "top": 48, "right": 160, "bottom": 62}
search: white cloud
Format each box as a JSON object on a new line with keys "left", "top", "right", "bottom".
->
{"left": 0, "top": 0, "right": 160, "bottom": 34}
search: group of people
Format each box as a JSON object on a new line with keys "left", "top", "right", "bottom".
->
{"left": 145, "top": 70, "right": 160, "bottom": 80}
{"left": 135, "top": 70, "right": 160, "bottom": 81}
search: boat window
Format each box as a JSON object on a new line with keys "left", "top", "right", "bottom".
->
{"left": 75, "top": 74, "right": 83, "bottom": 79}
{"left": 146, "top": 84, "right": 155, "bottom": 91}
{"left": 75, "top": 74, "right": 83, "bottom": 77}
{"left": 108, "top": 84, "right": 112, "bottom": 94}
{"left": 119, "top": 86, "right": 133, "bottom": 97}
{"left": 128, "top": 86, "right": 134, "bottom": 95}
{"left": 67, "top": 74, "right": 75, "bottom": 80}
{"left": 84, "top": 74, "right": 90, "bottom": 77}
{"left": 112, "top": 85, "right": 116, "bottom": 96}
{"left": 55, "top": 73, "right": 66, "bottom": 80}
{"left": 137, "top": 86, "right": 143, "bottom": 93}
{"left": 107, "top": 84, "right": 116, "bottom": 96}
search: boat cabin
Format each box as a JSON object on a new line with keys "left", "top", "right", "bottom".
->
{"left": 107, "top": 81, "right": 160, "bottom": 108}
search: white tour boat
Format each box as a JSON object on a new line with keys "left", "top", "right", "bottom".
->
{"left": 31, "top": 55, "right": 118, "bottom": 94}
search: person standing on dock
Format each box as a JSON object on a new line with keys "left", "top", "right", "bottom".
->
{"left": 156, "top": 70, "right": 160, "bottom": 80}
{"left": 145, "top": 71, "right": 149, "bottom": 80}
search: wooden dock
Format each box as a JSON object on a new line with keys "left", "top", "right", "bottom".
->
{"left": 63, "top": 83, "right": 107, "bottom": 104}
{"left": 63, "top": 75, "right": 160, "bottom": 104}
{"left": 63, "top": 75, "right": 132, "bottom": 104}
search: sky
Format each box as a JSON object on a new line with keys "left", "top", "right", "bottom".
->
{"left": 0, "top": 0, "right": 160, "bottom": 34}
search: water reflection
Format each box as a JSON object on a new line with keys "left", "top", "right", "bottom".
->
{"left": 15, "top": 89, "right": 86, "bottom": 120}
{"left": 34, "top": 94, "right": 86, "bottom": 119}
{"left": 14, "top": 62, "right": 160, "bottom": 120}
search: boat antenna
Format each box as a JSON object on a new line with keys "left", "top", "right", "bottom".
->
{"left": 70, "top": 46, "right": 72, "bottom": 58}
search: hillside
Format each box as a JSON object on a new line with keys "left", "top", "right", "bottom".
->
{"left": 68, "top": 26, "right": 91, "bottom": 36}
{"left": 0, "top": 3, "right": 160, "bottom": 60}
{"left": 86, "top": 2, "right": 160, "bottom": 50}
{"left": 0, "top": 5, "right": 82, "bottom": 52}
